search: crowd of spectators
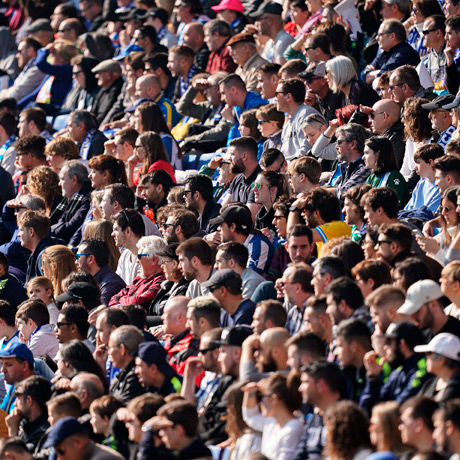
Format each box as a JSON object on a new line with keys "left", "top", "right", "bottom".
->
{"left": 3, "top": 0, "right": 460, "bottom": 460}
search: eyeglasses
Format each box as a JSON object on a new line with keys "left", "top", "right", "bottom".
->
{"left": 159, "top": 222, "right": 176, "bottom": 229}
{"left": 304, "top": 76, "right": 322, "bottom": 83}
{"left": 279, "top": 280, "right": 296, "bottom": 286}
{"left": 275, "top": 91, "right": 288, "bottom": 96}
{"left": 134, "top": 144, "right": 144, "bottom": 150}
{"left": 422, "top": 27, "right": 439, "bottom": 35}
{"left": 160, "top": 258, "right": 174, "bottom": 264}
{"left": 56, "top": 322, "right": 74, "bottom": 329}
{"left": 376, "top": 31, "right": 391, "bottom": 38}
{"left": 389, "top": 83, "right": 404, "bottom": 91}
{"left": 137, "top": 254, "right": 150, "bottom": 260}
{"left": 183, "top": 190, "right": 194, "bottom": 196}
{"left": 72, "top": 70, "right": 83, "bottom": 75}
{"left": 336, "top": 139, "right": 349, "bottom": 144}
{"left": 251, "top": 183, "right": 270, "bottom": 190}
{"left": 58, "top": 28, "right": 73, "bottom": 33}
{"left": 257, "top": 120, "right": 279, "bottom": 125}
{"left": 75, "top": 253, "right": 91, "bottom": 260}
{"left": 199, "top": 346, "right": 219, "bottom": 354}
{"left": 370, "top": 111, "right": 386, "bottom": 119}
{"left": 273, "top": 215, "right": 286, "bottom": 221}
{"left": 440, "top": 206, "right": 453, "bottom": 212}
{"left": 376, "top": 240, "right": 393, "bottom": 246}
{"left": 218, "top": 159, "right": 231, "bottom": 166}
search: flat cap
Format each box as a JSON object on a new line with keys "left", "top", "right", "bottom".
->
{"left": 92, "top": 59, "right": 122, "bottom": 74}
{"left": 26, "top": 19, "right": 53, "bottom": 33}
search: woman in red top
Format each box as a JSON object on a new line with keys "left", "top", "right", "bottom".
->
{"left": 128, "top": 131, "right": 176, "bottom": 186}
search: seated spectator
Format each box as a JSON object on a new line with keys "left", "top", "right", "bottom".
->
{"left": 351, "top": 260, "right": 392, "bottom": 299}
{"left": 89, "top": 395, "right": 125, "bottom": 448}
{"left": 14, "top": 136, "right": 47, "bottom": 188}
{"left": 404, "top": 144, "right": 444, "bottom": 214}
{"left": 311, "top": 256, "right": 346, "bottom": 295}
{"left": 66, "top": 110, "right": 108, "bottom": 160}
{"left": 52, "top": 161, "right": 92, "bottom": 245}
{"left": 285, "top": 330, "right": 325, "bottom": 372}
{"left": 422, "top": 95, "right": 457, "bottom": 148}
{"left": 54, "top": 304, "right": 94, "bottom": 352}
{"left": 0, "top": 252, "right": 27, "bottom": 308}
{"left": 76, "top": 238, "right": 125, "bottom": 305}
{"left": 287, "top": 157, "right": 321, "bottom": 195}
{"left": 363, "top": 136, "right": 408, "bottom": 206}
{"left": 15, "top": 299, "right": 58, "bottom": 359}
{"left": 0, "top": 113, "right": 18, "bottom": 176}
{"left": 342, "top": 184, "right": 371, "bottom": 243}
{"left": 41, "top": 246, "right": 77, "bottom": 297}
{"left": 109, "top": 236, "right": 166, "bottom": 311}
{"left": 45, "top": 137, "right": 80, "bottom": 175}
{"left": 256, "top": 105, "right": 284, "bottom": 153}
{"left": 5, "top": 375, "right": 51, "bottom": 450}
{"left": 204, "top": 19, "right": 237, "bottom": 74}
{"left": 26, "top": 277, "right": 59, "bottom": 324}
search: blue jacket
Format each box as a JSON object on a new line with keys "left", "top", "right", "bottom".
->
{"left": 228, "top": 91, "right": 268, "bottom": 144}
{"left": 359, "top": 353, "right": 432, "bottom": 415}
{"left": 35, "top": 48, "right": 73, "bottom": 107}
{"left": 370, "top": 41, "right": 420, "bottom": 75}
{"left": 94, "top": 264, "right": 126, "bottom": 306}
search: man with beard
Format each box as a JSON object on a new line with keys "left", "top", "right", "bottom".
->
{"left": 293, "top": 361, "right": 342, "bottom": 460}
{"left": 177, "top": 237, "right": 215, "bottom": 299}
{"left": 185, "top": 297, "right": 221, "bottom": 341}
{"left": 183, "top": 175, "right": 221, "bottom": 234}
{"left": 5, "top": 376, "right": 51, "bottom": 450}
{"left": 286, "top": 330, "right": 325, "bottom": 373}
{"left": 203, "top": 269, "right": 256, "bottom": 328}
{"left": 360, "top": 321, "right": 432, "bottom": 414}
{"left": 221, "top": 136, "right": 261, "bottom": 218}
{"left": 397, "top": 279, "right": 460, "bottom": 341}
{"left": 277, "top": 262, "right": 314, "bottom": 335}
{"left": 432, "top": 400, "right": 460, "bottom": 458}
{"left": 239, "top": 326, "right": 289, "bottom": 381}
{"left": 139, "top": 170, "right": 175, "bottom": 222}
{"left": 160, "top": 208, "right": 200, "bottom": 245}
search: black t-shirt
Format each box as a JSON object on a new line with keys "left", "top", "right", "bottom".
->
{"left": 229, "top": 165, "right": 261, "bottom": 204}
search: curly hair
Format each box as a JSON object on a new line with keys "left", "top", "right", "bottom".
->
{"left": 26, "top": 166, "right": 61, "bottom": 214}
{"left": 324, "top": 401, "right": 371, "bottom": 460}
{"left": 403, "top": 97, "right": 433, "bottom": 142}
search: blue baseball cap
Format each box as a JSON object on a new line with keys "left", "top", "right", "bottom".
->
{"left": 0, "top": 342, "right": 34, "bottom": 365}
{"left": 43, "top": 417, "right": 86, "bottom": 448}
{"left": 114, "top": 44, "right": 144, "bottom": 61}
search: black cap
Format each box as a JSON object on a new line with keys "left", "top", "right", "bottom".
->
{"left": 209, "top": 204, "right": 253, "bottom": 230}
{"left": 212, "top": 326, "right": 252, "bottom": 347}
{"left": 147, "top": 7, "right": 169, "bottom": 25}
{"left": 202, "top": 269, "right": 242, "bottom": 290}
{"left": 384, "top": 321, "right": 426, "bottom": 350}
{"left": 250, "top": 1, "right": 283, "bottom": 18}
{"left": 421, "top": 94, "right": 456, "bottom": 110}
{"left": 156, "top": 243, "right": 180, "bottom": 262}
{"left": 138, "top": 342, "right": 175, "bottom": 375}
{"left": 119, "top": 7, "right": 148, "bottom": 21}
{"left": 56, "top": 282, "right": 100, "bottom": 307}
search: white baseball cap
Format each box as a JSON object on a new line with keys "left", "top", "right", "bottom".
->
{"left": 414, "top": 333, "right": 460, "bottom": 361}
{"left": 397, "top": 279, "right": 443, "bottom": 315}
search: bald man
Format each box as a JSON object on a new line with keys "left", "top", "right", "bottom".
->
{"left": 240, "top": 327, "right": 290, "bottom": 381}
{"left": 161, "top": 296, "right": 203, "bottom": 381}
{"left": 183, "top": 22, "right": 209, "bottom": 70}
{"left": 130, "top": 74, "right": 182, "bottom": 129}
{"left": 353, "top": 98, "right": 406, "bottom": 168}
{"left": 70, "top": 372, "right": 105, "bottom": 410}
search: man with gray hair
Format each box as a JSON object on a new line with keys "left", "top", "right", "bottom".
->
{"left": 108, "top": 325, "right": 145, "bottom": 402}
{"left": 70, "top": 373, "right": 105, "bottom": 411}
{"left": 327, "top": 123, "right": 371, "bottom": 202}
{"left": 66, "top": 110, "right": 107, "bottom": 159}
{"left": 178, "top": 71, "right": 231, "bottom": 152}
{"left": 109, "top": 236, "right": 166, "bottom": 310}
{"left": 204, "top": 19, "right": 237, "bottom": 74}
{"left": 364, "top": 19, "right": 420, "bottom": 85}
{"left": 51, "top": 161, "right": 92, "bottom": 245}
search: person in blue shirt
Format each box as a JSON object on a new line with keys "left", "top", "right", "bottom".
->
{"left": 404, "top": 144, "right": 444, "bottom": 214}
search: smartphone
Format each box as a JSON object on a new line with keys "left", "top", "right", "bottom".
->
{"left": 412, "top": 228, "right": 424, "bottom": 238}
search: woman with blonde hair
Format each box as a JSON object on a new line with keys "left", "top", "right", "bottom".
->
{"left": 45, "top": 137, "right": 80, "bottom": 174}
{"left": 440, "top": 261, "right": 460, "bottom": 318}
{"left": 41, "top": 245, "right": 77, "bottom": 296}
{"left": 26, "top": 166, "right": 65, "bottom": 224}
{"left": 369, "top": 401, "right": 407, "bottom": 456}
{"left": 27, "top": 276, "right": 59, "bottom": 324}
{"left": 83, "top": 220, "right": 120, "bottom": 271}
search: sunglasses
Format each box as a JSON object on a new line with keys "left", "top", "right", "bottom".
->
{"left": 137, "top": 253, "right": 150, "bottom": 260}
{"left": 75, "top": 253, "right": 91, "bottom": 260}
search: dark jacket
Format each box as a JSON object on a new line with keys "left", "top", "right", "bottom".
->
{"left": 19, "top": 412, "right": 50, "bottom": 451}
{"left": 195, "top": 44, "right": 210, "bottom": 72}
{"left": 94, "top": 264, "right": 126, "bottom": 306}
{"left": 93, "top": 76, "right": 124, "bottom": 126}
{"left": 138, "top": 434, "right": 211, "bottom": 460}
{"left": 370, "top": 41, "right": 421, "bottom": 74}
{"left": 292, "top": 411, "right": 326, "bottom": 460}
{"left": 26, "top": 235, "right": 65, "bottom": 283}
{"left": 109, "top": 359, "right": 145, "bottom": 403}
{"left": 149, "top": 278, "right": 189, "bottom": 317}
{"left": 51, "top": 181, "right": 92, "bottom": 245}
{"left": 0, "top": 272, "right": 28, "bottom": 307}
{"left": 341, "top": 79, "right": 380, "bottom": 108}
{"left": 201, "top": 200, "right": 221, "bottom": 234}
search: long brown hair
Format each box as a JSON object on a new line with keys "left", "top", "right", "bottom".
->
{"left": 371, "top": 401, "right": 405, "bottom": 453}
{"left": 139, "top": 132, "right": 171, "bottom": 175}
{"left": 41, "top": 245, "right": 77, "bottom": 296}
{"left": 83, "top": 219, "right": 120, "bottom": 270}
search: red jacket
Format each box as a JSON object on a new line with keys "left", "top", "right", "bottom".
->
{"left": 206, "top": 44, "right": 238, "bottom": 75}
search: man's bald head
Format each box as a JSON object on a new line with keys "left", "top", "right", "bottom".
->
{"left": 163, "top": 296, "right": 189, "bottom": 336}
{"left": 135, "top": 74, "right": 161, "bottom": 99}
{"left": 371, "top": 99, "right": 401, "bottom": 134}
{"left": 70, "top": 372, "right": 104, "bottom": 408}
{"left": 260, "top": 327, "right": 290, "bottom": 347}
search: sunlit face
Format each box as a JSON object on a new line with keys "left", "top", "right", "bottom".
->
{"left": 257, "top": 72, "right": 278, "bottom": 100}
{"left": 299, "top": 372, "right": 319, "bottom": 405}
{"left": 441, "top": 197, "right": 459, "bottom": 227}
{"left": 311, "top": 265, "right": 326, "bottom": 295}
{"left": 1, "top": 358, "right": 27, "bottom": 385}
{"left": 90, "top": 410, "right": 108, "bottom": 435}
{"left": 303, "top": 306, "right": 325, "bottom": 338}
{"left": 414, "top": 158, "right": 433, "bottom": 178}
{"left": 258, "top": 119, "right": 279, "bottom": 138}
{"left": 17, "top": 318, "right": 34, "bottom": 342}
{"left": 28, "top": 284, "right": 53, "bottom": 305}
{"left": 429, "top": 109, "right": 449, "bottom": 133}
{"left": 288, "top": 235, "right": 311, "bottom": 263}
{"left": 251, "top": 306, "right": 266, "bottom": 334}
{"left": 273, "top": 211, "right": 287, "bottom": 238}
{"left": 218, "top": 221, "right": 234, "bottom": 243}
{"left": 253, "top": 175, "right": 273, "bottom": 207}
{"left": 363, "top": 204, "right": 381, "bottom": 227}
{"left": 89, "top": 168, "right": 107, "bottom": 190}
{"left": 178, "top": 254, "right": 196, "bottom": 281}
{"left": 218, "top": 345, "right": 237, "bottom": 375}
{"left": 342, "top": 198, "right": 361, "bottom": 227}
{"left": 363, "top": 145, "right": 378, "bottom": 170}
{"left": 302, "top": 124, "right": 322, "bottom": 146}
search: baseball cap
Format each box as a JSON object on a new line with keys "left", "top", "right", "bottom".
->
{"left": 56, "top": 282, "right": 101, "bottom": 307}
{"left": 26, "top": 19, "right": 53, "bottom": 33}
{"left": 226, "top": 32, "right": 256, "bottom": 47}
{"left": 384, "top": 321, "right": 426, "bottom": 349}
{"left": 137, "top": 342, "right": 175, "bottom": 375}
{"left": 119, "top": 7, "right": 148, "bottom": 21}
{"left": 250, "top": 1, "right": 283, "bottom": 17}
{"left": 209, "top": 204, "right": 253, "bottom": 230}
{"left": 147, "top": 7, "right": 169, "bottom": 24}
{"left": 125, "top": 97, "right": 154, "bottom": 112}
{"left": 114, "top": 44, "right": 144, "bottom": 61}
{"left": 43, "top": 417, "right": 86, "bottom": 448}
{"left": 212, "top": 0, "right": 244, "bottom": 13}
{"left": 414, "top": 333, "right": 460, "bottom": 361}
{"left": 212, "top": 326, "right": 252, "bottom": 347}
{"left": 299, "top": 61, "right": 326, "bottom": 80}
{"left": 397, "top": 279, "right": 443, "bottom": 315}
{"left": 202, "top": 269, "right": 242, "bottom": 291}
{"left": 421, "top": 94, "right": 456, "bottom": 110}
{"left": 92, "top": 59, "right": 122, "bottom": 74}
{"left": 157, "top": 243, "right": 180, "bottom": 262}
{"left": 0, "top": 342, "right": 34, "bottom": 365}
